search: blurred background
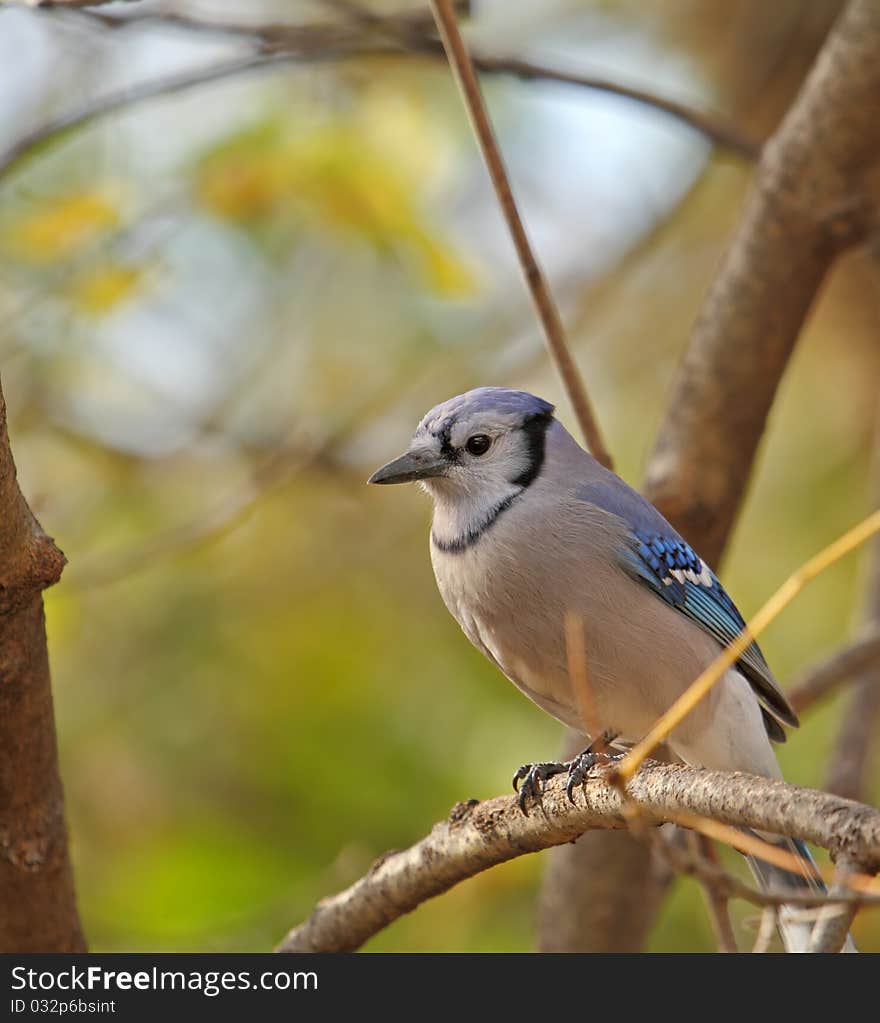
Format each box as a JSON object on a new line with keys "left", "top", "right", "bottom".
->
{"left": 0, "top": 0, "right": 877, "bottom": 951}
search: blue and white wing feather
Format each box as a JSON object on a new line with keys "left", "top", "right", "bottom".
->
{"left": 578, "top": 479, "right": 798, "bottom": 738}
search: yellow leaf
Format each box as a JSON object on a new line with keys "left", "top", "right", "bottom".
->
{"left": 197, "top": 151, "right": 287, "bottom": 220}
{"left": 4, "top": 190, "right": 119, "bottom": 263}
{"left": 69, "top": 265, "right": 142, "bottom": 314}
{"left": 416, "top": 235, "right": 476, "bottom": 298}
{"left": 197, "top": 115, "right": 476, "bottom": 296}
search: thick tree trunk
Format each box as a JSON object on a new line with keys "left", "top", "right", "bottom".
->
{"left": 0, "top": 382, "right": 85, "bottom": 951}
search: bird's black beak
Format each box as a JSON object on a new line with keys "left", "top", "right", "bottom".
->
{"left": 367, "top": 448, "right": 447, "bottom": 485}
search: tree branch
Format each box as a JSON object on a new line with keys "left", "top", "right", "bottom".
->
{"left": 808, "top": 857, "right": 861, "bottom": 953}
{"left": 690, "top": 832, "right": 739, "bottom": 952}
{"left": 536, "top": 733, "right": 675, "bottom": 952}
{"left": 429, "top": 0, "right": 612, "bottom": 467}
{"left": 788, "top": 630, "right": 880, "bottom": 714}
{"left": 276, "top": 762, "right": 880, "bottom": 953}
{"left": 825, "top": 405, "right": 880, "bottom": 802}
{"left": 34, "top": 0, "right": 140, "bottom": 7}
{"left": 655, "top": 827, "right": 880, "bottom": 909}
{"left": 0, "top": 379, "right": 84, "bottom": 951}
{"left": 0, "top": 7, "right": 759, "bottom": 181}
{"left": 752, "top": 907, "right": 779, "bottom": 953}
{"left": 644, "top": 0, "right": 880, "bottom": 568}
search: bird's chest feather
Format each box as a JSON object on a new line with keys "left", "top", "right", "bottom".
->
{"left": 427, "top": 500, "right": 698, "bottom": 737}
{"left": 429, "top": 520, "right": 583, "bottom": 724}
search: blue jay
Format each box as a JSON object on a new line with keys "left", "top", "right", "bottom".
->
{"left": 369, "top": 386, "right": 854, "bottom": 953}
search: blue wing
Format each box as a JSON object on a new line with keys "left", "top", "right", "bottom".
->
{"left": 575, "top": 476, "right": 797, "bottom": 737}
{"left": 619, "top": 530, "right": 797, "bottom": 735}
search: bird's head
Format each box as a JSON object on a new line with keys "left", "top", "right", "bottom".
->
{"left": 368, "top": 387, "right": 555, "bottom": 504}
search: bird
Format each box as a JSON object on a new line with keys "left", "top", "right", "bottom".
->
{"left": 368, "top": 385, "right": 855, "bottom": 953}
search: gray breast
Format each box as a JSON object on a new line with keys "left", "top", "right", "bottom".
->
{"left": 429, "top": 485, "right": 728, "bottom": 744}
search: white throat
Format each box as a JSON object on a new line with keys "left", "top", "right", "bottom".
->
{"left": 427, "top": 479, "right": 523, "bottom": 553}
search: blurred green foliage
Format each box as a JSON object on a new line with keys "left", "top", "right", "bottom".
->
{"left": 0, "top": 0, "right": 877, "bottom": 953}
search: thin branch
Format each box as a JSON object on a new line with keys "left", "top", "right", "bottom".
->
{"left": 808, "top": 857, "right": 861, "bottom": 953}
{"left": 752, "top": 908, "right": 778, "bottom": 953}
{"left": 0, "top": 53, "right": 759, "bottom": 184}
{"left": 0, "top": 52, "right": 290, "bottom": 181}
{"left": 429, "top": 0, "right": 612, "bottom": 468}
{"left": 277, "top": 762, "right": 880, "bottom": 953}
{"left": 655, "top": 828, "right": 880, "bottom": 910}
{"left": 33, "top": 1, "right": 141, "bottom": 7}
{"left": 0, "top": 19, "right": 759, "bottom": 182}
{"left": 53, "top": 0, "right": 760, "bottom": 157}
{"left": 468, "top": 55, "right": 758, "bottom": 157}
{"left": 690, "top": 833, "right": 739, "bottom": 952}
{"left": 788, "top": 630, "right": 880, "bottom": 714}
{"left": 321, "top": 0, "right": 758, "bottom": 157}
{"left": 825, "top": 404, "right": 880, "bottom": 801}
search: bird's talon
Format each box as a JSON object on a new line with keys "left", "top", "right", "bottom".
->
{"left": 512, "top": 736, "right": 622, "bottom": 812}
{"left": 565, "top": 750, "right": 597, "bottom": 803}
{"left": 511, "top": 761, "right": 567, "bottom": 813}
{"left": 511, "top": 764, "right": 530, "bottom": 793}
{"left": 562, "top": 733, "right": 623, "bottom": 803}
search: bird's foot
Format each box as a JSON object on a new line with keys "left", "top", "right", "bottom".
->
{"left": 512, "top": 733, "right": 623, "bottom": 813}
{"left": 566, "top": 731, "right": 624, "bottom": 803}
{"left": 512, "top": 761, "right": 569, "bottom": 813}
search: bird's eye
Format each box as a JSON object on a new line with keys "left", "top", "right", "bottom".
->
{"left": 466, "top": 434, "right": 492, "bottom": 456}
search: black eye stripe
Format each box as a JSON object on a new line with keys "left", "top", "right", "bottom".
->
{"left": 510, "top": 411, "right": 552, "bottom": 488}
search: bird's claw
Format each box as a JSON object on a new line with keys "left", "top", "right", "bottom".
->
{"left": 565, "top": 750, "right": 599, "bottom": 802}
{"left": 512, "top": 734, "right": 624, "bottom": 813}
{"left": 565, "top": 734, "right": 626, "bottom": 803}
{"left": 512, "top": 761, "right": 568, "bottom": 813}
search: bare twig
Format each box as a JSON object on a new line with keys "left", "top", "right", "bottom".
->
{"left": 34, "top": 0, "right": 140, "bottom": 7}
{"left": 563, "top": 611, "right": 602, "bottom": 739}
{"left": 30, "top": 0, "right": 139, "bottom": 7}
{"left": 0, "top": 379, "right": 84, "bottom": 951}
{"left": 690, "top": 833, "right": 739, "bottom": 952}
{"left": 0, "top": 56, "right": 758, "bottom": 182}
{"left": 825, "top": 406, "right": 880, "bottom": 801}
{"left": 49, "top": 0, "right": 760, "bottom": 156}
{"left": 0, "top": 52, "right": 290, "bottom": 182}
{"left": 789, "top": 630, "right": 880, "bottom": 714}
{"left": 465, "top": 55, "right": 758, "bottom": 158}
{"left": 752, "top": 908, "right": 778, "bottom": 953}
{"left": 0, "top": 17, "right": 759, "bottom": 182}
{"left": 808, "top": 857, "right": 861, "bottom": 953}
{"left": 655, "top": 828, "right": 880, "bottom": 910}
{"left": 322, "top": 0, "right": 757, "bottom": 157}
{"left": 277, "top": 762, "right": 880, "bottom": 953}
{"left": 429, "top": 0, "right": 612, "bottom": 468}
